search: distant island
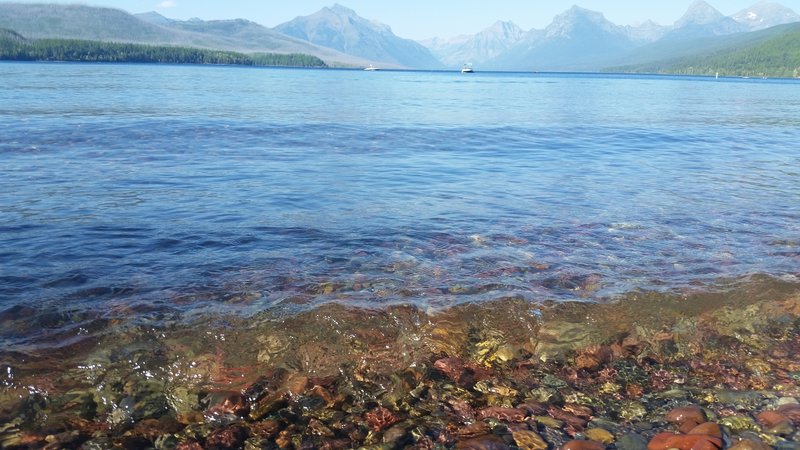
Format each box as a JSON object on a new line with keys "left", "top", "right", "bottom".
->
{"left": 0, "top": 28, "right": 327, "bottom": 68}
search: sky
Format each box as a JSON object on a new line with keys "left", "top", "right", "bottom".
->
{"left": 14, "top": 0, "right": 800, "bottom": 39}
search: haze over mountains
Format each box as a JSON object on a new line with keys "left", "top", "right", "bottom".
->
{"left": 427, "top": 0, "right": 800, "bottom": 70}
{"left": 421, "top": 21, "right": 525, "bottom": 68}
{"left": 1, "top": 0, "right": 799, "bottom": 72}
{"left": 0, "top": 2, "right": 379, "bottom": 67}
{"left": 275, "top": 4, "right": 441, "bottom": 69}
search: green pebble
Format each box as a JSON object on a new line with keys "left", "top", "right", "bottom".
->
{"left": 534, "top": 415, "right": 565, "bottom": 429}
{"left": 616, "top": 433, "right": 649, "bottom": 450}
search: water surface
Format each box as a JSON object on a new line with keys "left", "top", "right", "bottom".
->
{"left": 1, "top": 63, "right": 799, "bottom": 348}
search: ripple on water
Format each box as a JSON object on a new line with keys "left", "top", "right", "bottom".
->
{"left": 1, "top": 67, "right": 799, "bottom": 377}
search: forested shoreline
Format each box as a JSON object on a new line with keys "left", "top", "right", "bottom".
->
{"left": 606, "top": 24, "right": 800, "bottom": 79}
{"left": 0, "top": 29, "right": 327, "bottom": 68}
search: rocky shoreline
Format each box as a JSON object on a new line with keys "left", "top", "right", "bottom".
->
{"left": 1, "top": 276, "right": 799, "bottom": 449}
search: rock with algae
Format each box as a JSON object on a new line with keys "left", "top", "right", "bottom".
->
{"left": 720, "top": 415, "right": 760, "bottom": 434}
{"left": 585, "top": 427, "right": 615, "bottom": 444}
{"left": 512, "top": 429, "right": 549, "bottom": 450}
{"left": 618, "top": 401, "right": 647, "bottom": 421}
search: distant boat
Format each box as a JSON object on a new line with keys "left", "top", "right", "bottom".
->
{"left": 461, "top": 64, "right": 474, "bottom": 74}
{"left": 364, "top": 65, "right": 379, "bottom": 71}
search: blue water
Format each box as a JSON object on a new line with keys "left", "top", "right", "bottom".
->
{"left": 1, "top": 63, "right": 799, "bottom": 342}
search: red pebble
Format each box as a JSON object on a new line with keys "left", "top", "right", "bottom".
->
{"left": 364, "top": 406, "right": 401, "bottom": 432}
{"left": 455, "top": 422, "right": 491, "bottom": 439}
{"left": 448, "top": 398, "right": 476, "bottom": 423}
{"left": 575, "top": 345, "right": 613, "bottom": 370}
{"left": 757, "top": 410, "right": 791, "bottom": 428}
{"left": 205, "top": 425, "right": 248, "bottom": 450}
{"left": 648, "top": 432, "right": 722, "bottom": 450}
{"left": 456, "top": 435, "right": 511, "bottom": 450}
{"left": 562, "top": 440, "right": 606, "bottom": 450}
{"left": 518, "top": 401, "right": 548, "bottom": 416}
{"left": 205, "top": 391, "right": 248, "bottom": 416}
{"left": 776, "top": 404, "right": 800, "bottom": 424}
{"left": 176, "top": 442, "right": 203, "bottom": 450}
{"left": 434, "top": 357, "right": 491, "bottom": 387}
{"left": 549, "top": 406, "right": 588, "bottom": 430}
{"left": 666, "top": 405, "right": 707, "bottom": 433}
{"left": 688, "top": 422, "right": 722, "bottom": 438}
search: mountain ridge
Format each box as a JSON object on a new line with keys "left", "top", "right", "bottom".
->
{"left": 0, "top": 2, "right": 383, "bottom": 67}
{"left": 608, "top": 21, "right": 800, "bottom": 77}
{"left": 425, "top": 20, "right": 524, "bottom": 68}
{"left": 659, "top": 0, "right": 747, "bottom": 40}
{"left": 733, "top": 1, "right": 800, "bottom": 30}
{"left": 2, "top": 2, "right": 800, "bottom": 74}
{"left": 274, "top": 4, "right": 442, "bottom": 69}
{"left": 424, "top": 0, "right": 800, "bottom": 71}
{"left": 487, "top": 6, "right": 638, "bottom": 71}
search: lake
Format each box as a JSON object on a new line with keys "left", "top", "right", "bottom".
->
{"left": 1, "top": 62, "right": 800, "bottom": 447}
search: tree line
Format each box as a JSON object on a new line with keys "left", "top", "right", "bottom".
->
{"left": 0, "top": 29, "right": 327, "bottom": 68}
{"left": 609, "top": 27, "right": 800, "bottom": 79}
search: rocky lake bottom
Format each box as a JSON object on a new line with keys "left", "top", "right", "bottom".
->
{"left": 2, "top": 275, "right": 800, "bottom": 449}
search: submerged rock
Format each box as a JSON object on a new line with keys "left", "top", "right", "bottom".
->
{"left": 647, "top": 432, "right": 723, "bottom": 450}
{"left": 616, "top": 433, "right": 648, "bottom": 450}
{"left": 364, "top": 406, "right": 402, "bottom": 432}
{"left": 666, "top": 405, "right": 707, "bottom": 433}
{"left": 777, "top": 403, "right": 800, "bottom": 424}
{"left": 476, "top": 407, "right": 527, "bottom": 422}
{"left": 455, "top": 434, "right": 511, "bottom": 449}
{"left": 584, "top": 427, "right": 615, "bottom": 444}
{"left": 727, "top": 439, "right": 774, "bottom": 450}
{"left": 687, "top": 422, "right": 722, "bottom": 438}
{"left": 618, "top": 401, "right": 647, "bottom": 422}
{"left": 2, "top": 279, "right": 800, "bottom": 449}
{"left": 562, "top": 439, "right": 606, "bottom": 450}
{"left": 205, "top": 425, "right": 248, "bottom": 450}
{"left": 512, "top": 429, "right": 549, "bottom": 450}
{"left": 719, "top": 415, "right": 759, "bottom": 433}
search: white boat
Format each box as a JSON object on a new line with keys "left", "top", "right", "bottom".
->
{"left": 461, "top": 64, "right": 474, "bottom": 73}
{"left": 364, "top": 65, "right": 379, "bottom": 71}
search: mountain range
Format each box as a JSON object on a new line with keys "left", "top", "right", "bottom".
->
{"left": 610, "top": 21, "right": 800, "bottom": 78}
{"left": 0, "top": 2, "right": 378, "bottom": 67}
{"left": 422, "top": 21, "right": 525, "bottom": 68}
{"left": 274, "top": 4, "right": 441, "bottom": 69}
{"left": 427, "top": 0, "right": 800, "bottom": 70}
{"left": 1, "top": 1, "right": 799, "bottom": 73}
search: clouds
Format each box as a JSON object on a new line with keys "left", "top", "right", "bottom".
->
{"left": 157, "top": 0, "right": 176, "bottom": 8}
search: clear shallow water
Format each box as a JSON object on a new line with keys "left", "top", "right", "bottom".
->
{"left": 1, "top": 63, "right": 799, "bottom": 346}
